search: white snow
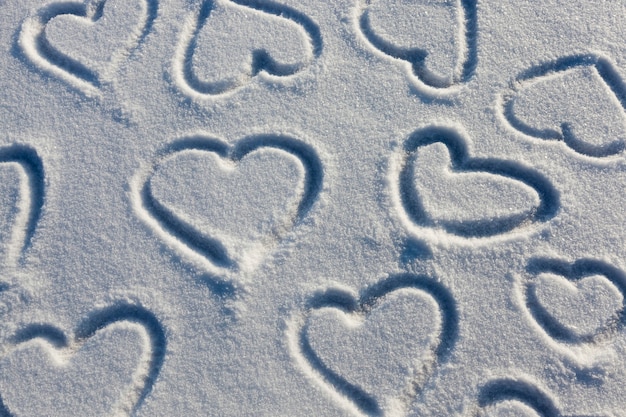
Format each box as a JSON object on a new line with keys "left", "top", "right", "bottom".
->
{"left": 1, "top": 0, "right": 626, "bottom": 416}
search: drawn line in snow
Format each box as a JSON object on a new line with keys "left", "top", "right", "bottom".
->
{"left": 173, "top": 0, "right": 322, "bottom": 98}
{"left": 499, "top": 54, "right": 626, "bottom": 157}
{"left": 390, "top": 125, "right": 558, "bottom": 242}
{"left": 523, "top": 258, "right": 626, "bottom": 346}
{"left": 290, "top": 273, "right": 457, "bottom": 417}
{"left": 12, "top": 324, "right": 69, "bottom": 348}
{"left": 0, "top": 145, "right": 45, "bottom": 267}
{"left": 0, "top": 398, "right": 9, "bottom": 417}
{"left": 17, "top": 0, "right": 158, "bottom": 96}
{"left": 0, "top": 303, "right": 165, "bottom": 417}
{"left": 356, "top": 0, "right": 477, "bottom": 93}
{"left": 478, "top": 377, "right": 560, "bottom": 417}
{"left": 132, "top": 133, "right": 322, "bottom": 283}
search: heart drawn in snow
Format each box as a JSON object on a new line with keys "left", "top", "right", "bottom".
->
{"left": 0, "top": 304, "right": 165, "bottom": 417}
{"left": 175, "top": 0, "right": 321, "bottom": 97}
{"left": 524, "top": 259, "right": 626, "bottom": 345}
{"left": 19, "top": 0, "right": 157, "bottom": 94}
{"left": 395, "top": 126, "right": 559, "bottom": 240}
{"left": 295, "top": 274, "right": 457, "bottom": 416}
{"left": 136, "top": 135, "right": 322, "bottom": 275}
{"left": 502, "top": 55, "right": 626, "bottom": 157}
{"left": 357, "top": 0, "right": 477, "bottom": 91}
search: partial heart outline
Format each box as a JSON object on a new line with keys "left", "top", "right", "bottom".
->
{"left": 0, "top": 145, "right": 45, "bottom": 268}
{"left": 0, "top": 303, "right": 166, "bottom": 417}
{"left": 172, "top": 0, "right": 322, "bottom": 99}
{"left": 499, "top": 54, "right": 626, "bottom": 158}
{"left": 355, "top": 0, "right": 478, "bottom": 94}
{"left": 390, "top": 125, "right": 559, "bottom": 242}
{"left": 17, "top": 0, "right": 158, "bottom": 96}
{"left": 289, "top": 274, "right": 458, "bottom": 417}
{"left": 131, "top": 133, "right": 323, "bottom": 282}
{"left": 522, "top": 258, "right": 626, "bottom": 346}
{"left": 477, "top": 377, "right": 564, "bottom": 417}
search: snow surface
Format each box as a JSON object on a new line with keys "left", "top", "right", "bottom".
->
{"left": 1, "top": 0, "right": 626, "bottom": 416}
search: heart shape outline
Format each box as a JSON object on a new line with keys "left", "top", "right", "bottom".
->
{"left": 0, "top": 145, "right": 45, "bottom": 268}
{"left": 289, "top": 274, "right": 458, "bottom": 417}
{"left": 355, "top": 0, "right": 478, "bottom": 95}
{"left": 390, "top": 125, "right": 559, "bottom": 243}
{"left": 172, "top": 0, "right": 322, "bottom": 99}
{"left": 131, "top": 133, "right": 323, "bottom": 283}
{"left": 17, "top": 0, "right": 158, "bottom": 96}
{"left": 0, "top": 303, "right": 166, "bottom": 417}
{"left": 499, "top": 53, "right": 626, "bottom": 158}
{"left": 522, "top": 258, "right": 626, "bottom": 346}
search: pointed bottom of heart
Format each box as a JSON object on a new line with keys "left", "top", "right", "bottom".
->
{"left": 0, "top": 321, "right": 152, "bottom": 417}
{"left": 294, "top": 282, "right": 451, "bottom": 417}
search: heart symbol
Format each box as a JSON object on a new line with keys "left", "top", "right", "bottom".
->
{"left": 294, "top": 274, "right": 457, "bottom": 416}
{"left": 532, "top": 273, "right": 623, "bottom": 340}
{"left": 502, "top": 54, "right": 626, "bottom": 157}
{"left": 19, "top": 0, "right": 157, "bottom": 95}
{"left": 133, "top": 135, "right": 322, "bottom": 276}
{"left": 0, "top": 304, "right": 165, "bottom": 417}
{"left": 524, "top": 258, "right": 626, "bottom": 344}
{"left": 174, "top": 0, "right": 321, "bottom": 97}
{"left": 0, "top": 145, "right": 44, "bottom": 268}
{"left": 356, "top": 0, "right": 477, "bottom": 91}
{"left": 394, "top": 126, "right": 558, "bottom": 239}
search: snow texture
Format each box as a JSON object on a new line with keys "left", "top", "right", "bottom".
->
{"left": 1, "top": 0, "right": 626, "bottom": 416}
